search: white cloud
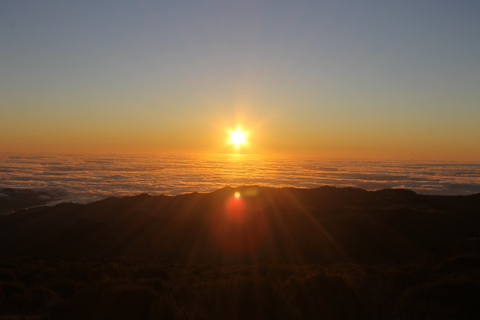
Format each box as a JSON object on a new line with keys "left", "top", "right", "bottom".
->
{"left": 1, "top": 153, "right": 479, "bottom": 204}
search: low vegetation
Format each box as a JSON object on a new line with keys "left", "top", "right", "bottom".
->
{"left": 0, "top": 252, "right": 480, "bottom": 320}
{"left": 1, "top": 187, "right": 479, "bottom": 319}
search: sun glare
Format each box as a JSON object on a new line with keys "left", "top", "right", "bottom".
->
{"left": 230, "top": 130, "right": 246, "bottom": 146}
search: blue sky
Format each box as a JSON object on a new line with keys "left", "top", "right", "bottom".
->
{"left": 1, "top": 0, "right": 479, "bottom": 158}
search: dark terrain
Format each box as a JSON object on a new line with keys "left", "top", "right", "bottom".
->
{"left": 0, "top": 188, "right": 65, "bottom": 215}
{"left": 1, "top": 186, "right": 480, "bottom": 319}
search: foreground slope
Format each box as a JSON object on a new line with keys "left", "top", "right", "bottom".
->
{"left": 1, "top": 186, "right": 479, "bottom": 263}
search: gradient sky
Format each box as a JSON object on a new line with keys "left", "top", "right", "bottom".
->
{"left": 1, "top": 0, "right": 479, "bottom": 159}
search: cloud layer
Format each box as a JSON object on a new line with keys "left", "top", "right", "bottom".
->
{"left": 1, "top": 153, "right": 479, "bottom": 204}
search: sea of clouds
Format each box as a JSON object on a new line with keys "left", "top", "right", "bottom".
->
{"left": 1, "top": 153, "right": 480, "bottom": 204}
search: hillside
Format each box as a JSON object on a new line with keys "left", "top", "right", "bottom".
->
{"left": 2, "top": 186, "right": 480, "bottom": 263}
{"left": 2, "top": 186, "right": 480, "bottom": 319}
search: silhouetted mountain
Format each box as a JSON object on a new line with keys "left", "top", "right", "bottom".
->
{"left": 1, "top": 186, "right": 479, "bottom": 264}
{"left": 0, "top": 187, "right": 66, "bottom": 214}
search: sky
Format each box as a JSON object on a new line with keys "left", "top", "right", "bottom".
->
{"left": 1, "top": 0, "right": 479, "bottom": 159}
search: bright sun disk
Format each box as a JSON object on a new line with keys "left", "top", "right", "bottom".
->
{"left": 230, "top": 130, "right": 246, "bottom": 146}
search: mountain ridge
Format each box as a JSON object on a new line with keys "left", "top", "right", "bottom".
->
{"left": 1, "top": 186, "right": 479, "bottom": 264}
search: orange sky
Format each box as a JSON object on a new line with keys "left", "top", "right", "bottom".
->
{"left": 1, "top": 1, "right": 479, "bottom": 161}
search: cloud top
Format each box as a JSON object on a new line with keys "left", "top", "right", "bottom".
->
{"left": 1, "top": 153, "right": 479, "bottom": 204}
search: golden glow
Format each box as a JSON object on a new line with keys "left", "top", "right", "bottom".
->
{"left": 230, "top": 130, "right": 246, "bottom": 146}
{"left": 234, "top": 191, "right": 241, "bottom": 198}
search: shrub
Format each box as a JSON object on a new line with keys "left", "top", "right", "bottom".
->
{"left": 95, "top": 285, "right": 156, "bottom": 320}
{"left": 400, "top": 278, "right": 480, "bottom": 319}
{"left": 47, "top": 278, "right": 81, "bottom": 299}
{"left": 0, "top": 281, "right": 29, "bottom": 313}
{"left": 439, "top": 253, "right": 480, "bottom": 274}
{"left": 29, "top": 287, "right": 60, "bottom": 312}
{"left": 18, "top": 265, "right": 57, "bottom": 287}
{"left": 135, "top": 266, "right": 170, "bottom": 280}
{"left": 0, "top": 268, "right": 15, "bottom": 282}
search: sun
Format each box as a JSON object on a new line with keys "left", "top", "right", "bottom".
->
{"left": 230, "top": 129, "right": 246, "bottom": 146}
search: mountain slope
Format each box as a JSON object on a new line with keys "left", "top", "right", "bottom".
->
{"left": 1, "top": 186, "right": 479, "bottom": 263}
